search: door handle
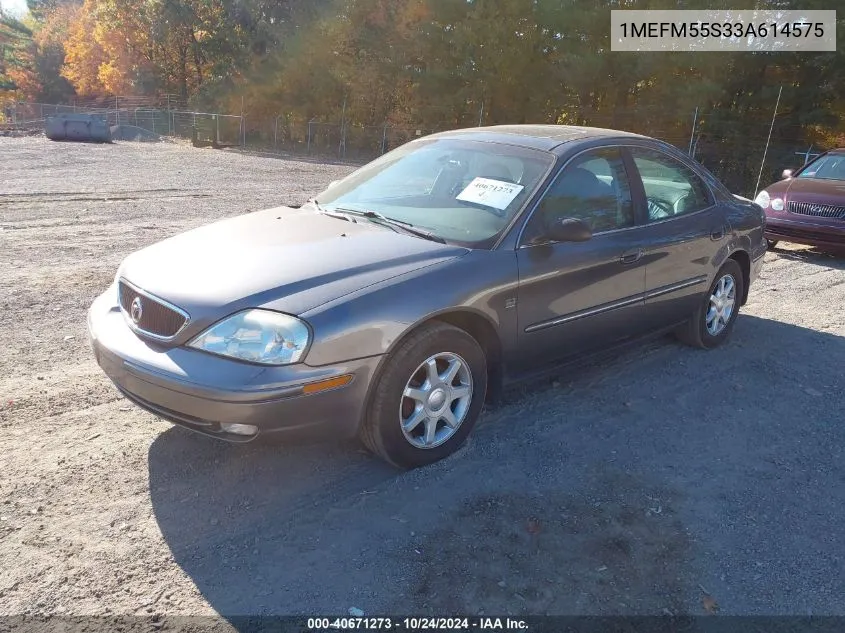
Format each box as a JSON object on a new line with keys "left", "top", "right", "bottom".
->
{"left": 711, "top": 226, "right": 725, "bottom": 240}
{"left": 619, "top": 248, "right": 643, "bottom": 265}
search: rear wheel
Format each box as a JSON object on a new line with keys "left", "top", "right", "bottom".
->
{"left": 766, "top": 239, "right": 779, "bottom": 250}
{"left": 676, "top": 259, "right": 744, "bottom": 349}
{"left": 360, "top": 322, "right": 487, "bottom": 469}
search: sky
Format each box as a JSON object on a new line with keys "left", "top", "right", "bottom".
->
{"left": 0, "top": 0, "right": 27, "bottom": 17}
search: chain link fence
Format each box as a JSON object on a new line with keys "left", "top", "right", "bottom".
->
{"left": 242, "top": 118, "right": 444, "bottom": 160}
{"left": 5, "top": 99, "right": 826, "bottom": 196}
{"left": 6, "top": 101, "right": 446, "bottom": 161}
{"left": 6, "top": 101, "right": 244, "bottom": 145}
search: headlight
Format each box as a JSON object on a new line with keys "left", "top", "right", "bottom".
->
{"left": 188, "top": 310, "right": 311, "bottom": 365}
{"left": 754, "top": 190, "right": 770, "bottom": 209}
{"left": 113, "top": 268, "right": 123, "bottom": 301}
{"left": 770, "top": 197, "right": 785, "bottom": 211}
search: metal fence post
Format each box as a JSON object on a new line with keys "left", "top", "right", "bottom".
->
{"left": 794, "top": 144, "right": 817, "bottom": 165}
{"left": 688, "top": 107, "right": 699, "bottom": 156}
{"left": 307, "top": 119, "right": 314, "bottom": 153}
{"left": 240, "top": 96, "right": 245, "bottom": 147}
{"left": 338, "top": 96, "right": 347, "bottom": 158}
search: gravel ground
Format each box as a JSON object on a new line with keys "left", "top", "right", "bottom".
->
{"left": 1, "top": 137, "right": 844, "bottom": 625}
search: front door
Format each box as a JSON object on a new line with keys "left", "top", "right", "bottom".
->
{"left": 514, "top": 146, "right": 650, "bottom": 372}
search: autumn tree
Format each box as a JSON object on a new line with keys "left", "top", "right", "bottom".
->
{"left": 60, "top": 0, "right": 99, "bottom": 94}
{"left": 5, "top": 0, "right": 844, "bottom": 192}
{"left": 29, "top": 1, "right": 78, "bottom": 102}
{"left": 1, "top": 12, "right": 40, "bottom": 105}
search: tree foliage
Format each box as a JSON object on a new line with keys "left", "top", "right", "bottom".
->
{"left": 1, "top": 12, "right": 37, "bottom": 102}
{"left": 1, "top": 1, "right": 76, "bottom": 107}
{"left": 3, "top": 0, "right": 844, "bottom": 190}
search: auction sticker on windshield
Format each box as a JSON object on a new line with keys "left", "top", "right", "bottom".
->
{"left": 456, "top": 177, "right": 524, "bottom": 210}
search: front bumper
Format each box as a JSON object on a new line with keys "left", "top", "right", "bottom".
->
{"left": 88, "top": 289, "right": 381, "bottom": 442}
{"left": 765, "top": 216, "right": 845, "bottom": 249}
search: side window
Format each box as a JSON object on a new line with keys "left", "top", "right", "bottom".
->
{"left": 524, "top": 147, "right": 634, "bottom": 243}
{"left": 630, "top": 148, "right": 712, "bottom": 221}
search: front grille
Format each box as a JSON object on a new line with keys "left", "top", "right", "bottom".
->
{"left": 787, "top": 201, "right": 845, "bottom": 219}
{"left": 118, "top": 281, "right": 189, "bottom": 339}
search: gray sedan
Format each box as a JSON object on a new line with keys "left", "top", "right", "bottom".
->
{"left": 88, "top": 125, "right": 766, "bottom": 468}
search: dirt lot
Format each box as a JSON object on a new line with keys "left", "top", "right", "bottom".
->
{"left": 1, "top": 137, "right": 844, "bottom": 625}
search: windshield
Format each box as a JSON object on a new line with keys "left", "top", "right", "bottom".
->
{"left": 797, "top": 154, "right": 845, "bottom": 181}
{"left": 314, "top": 138, "right": 554, "bottom": 246}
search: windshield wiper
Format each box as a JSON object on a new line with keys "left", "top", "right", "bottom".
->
{"left": 310, "top": 199, "right": 358, "bottom": 223}
{"left": 333, "top": 208, "right": 446, "bottom": 243}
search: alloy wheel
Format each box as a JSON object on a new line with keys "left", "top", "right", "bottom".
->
{"left": 399, "top": 352, "right": 473, "bottom": 449}
{"left": 706, "top": 274, "right": 737, "bottom": 336}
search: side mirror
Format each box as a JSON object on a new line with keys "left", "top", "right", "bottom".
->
{"left": 782, "top": 169, "right": 793, "bottom": 180}
{"left": 546, "top": 217, "right": 592, "bottom": 243}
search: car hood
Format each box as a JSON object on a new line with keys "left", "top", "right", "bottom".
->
{"left": 118, "top": 207, "right": 468, "bottom": 330}
{"left": 766, "top": 177, "right": 845, "bottom": 204}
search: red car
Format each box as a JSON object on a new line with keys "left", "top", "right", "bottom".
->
{"left": 755, "top": 149, "right": 845, "bottom": 250}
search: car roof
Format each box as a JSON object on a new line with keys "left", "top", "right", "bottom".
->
{"left": 425, "top": 124, "right": 649, "bottom": 152}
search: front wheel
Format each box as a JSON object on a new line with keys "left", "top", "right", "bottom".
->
{"left": 675, "top": 259, "right": 744, "bottom": 349}
{"left": 360, "top": 322, "right": 487, "bottom": 469}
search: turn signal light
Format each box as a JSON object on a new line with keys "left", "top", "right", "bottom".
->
{"left": 302, "top": 374, "right": 353, "bottom": 395}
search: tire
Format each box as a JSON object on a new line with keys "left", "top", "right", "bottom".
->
{"left": 360, "top": 322, "right": 487, "bottom": 469}
{"left": 675, "top": 259, "right": 744, "bottom": 350}
{"left": 766, "top": 239, "right": 779, "bottom": 250}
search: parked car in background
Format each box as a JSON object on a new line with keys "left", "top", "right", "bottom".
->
{"left": 756, "top": 148, "right": 845, "bottom": 250}
{"left": 88, "top": 125, "right": 767, "bottom": 469}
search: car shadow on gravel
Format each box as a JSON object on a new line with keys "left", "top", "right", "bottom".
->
{"left": 771, "top": 245, "right": 845, "bottom": 267}
{"left": 148, "top": 315, "right": 845, "bottom": 619}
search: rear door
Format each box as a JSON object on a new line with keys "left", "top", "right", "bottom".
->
{"left": 626, "top": 145, "right": 727, "bottom": 327}
{"left": 513, "top": 146, "right": 652, "bottom": 372}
